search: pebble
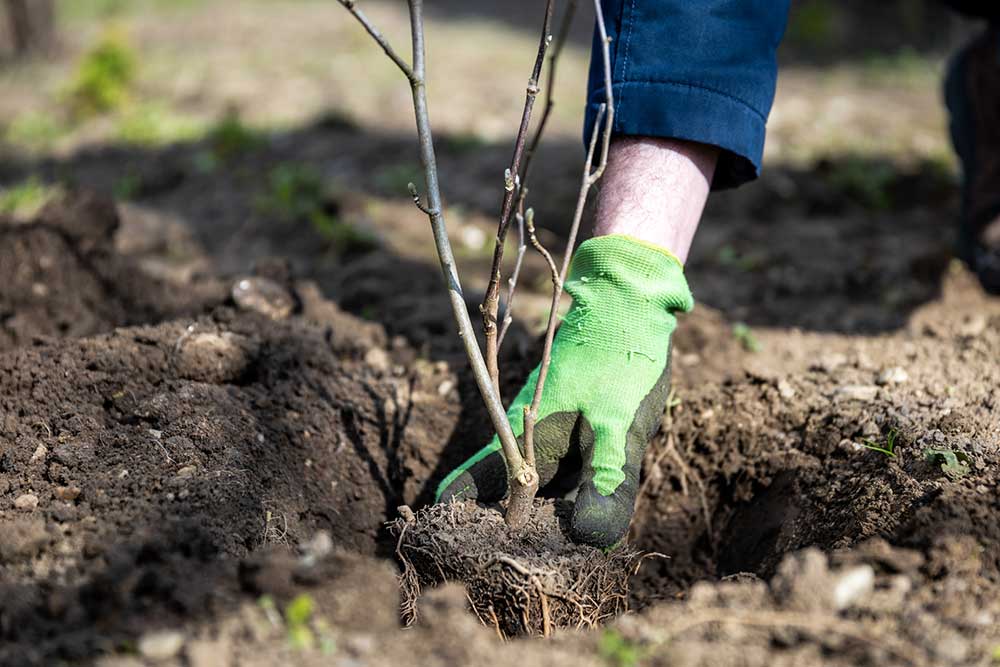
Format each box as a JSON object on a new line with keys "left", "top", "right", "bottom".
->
{"left": 173, "top": 331, "right": 258, "bottom": 384}
{"left": 812, "top": 352, "right": 847, "bottom": 373}
{"left": 300, "top": 530, "right": 334, "bottom": 566}
{"left": 832, "top": 565, "right": 875, "bottom": 610}
{"left": 835, "top": 385, "right": 879, "bottom": 402}
{"left": 876, "top": 366, "right": 909, "bottom": 385}
{"left": 957, "top": 314, "right": 987, "bottom": 338}
{"left": 364, "top": 347, "right": 391, "bottom": 373}
{"left": 231, "top": 277, "right": 295, "bottom": 320}
{"left": 54, "top": 485, "right": 81, "bottom": 501}
{"left": 187, "top": 637, "right": 231, "bottom": 667}
{"left": 29, "top": 444, "right": 47, "bottom": 464}
{"left": 777, "top": 379, "right": 796, "bottom": 399}
{"left": 175, "top": 465, "right": 198, "bottom": 479}
{"left": 14, "top": 493, "right": 39, "bottom": 511}
{"left": 138, "top": 630, "right": 186, "bottom": 662}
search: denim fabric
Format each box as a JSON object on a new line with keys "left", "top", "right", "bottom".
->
{"left": 584, "top": 0, "right": 790, "bottom": 189}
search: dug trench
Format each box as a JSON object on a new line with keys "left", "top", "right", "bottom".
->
{"left": 1, "top": 193, "right": 998, "bottom": 666}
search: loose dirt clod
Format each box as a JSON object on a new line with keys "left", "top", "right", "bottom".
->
{"left": 390, "top": 500, "right": 645, "bottom": 638}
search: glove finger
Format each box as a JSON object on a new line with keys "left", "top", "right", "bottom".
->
{"left": 570, "top": 413, "right": 644, "bottom": 549}
{"left": 435, "top": 443, "right": 508, "bottom": 503}
{"left": 571, "top": 349, "right": 675, "bottom": 547}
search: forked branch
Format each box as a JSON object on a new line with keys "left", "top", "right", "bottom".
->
{"left": 498, "top": 0, "right": 578, "bottom": 349}
{"left": 336, "top": 0, "right": 536, "bottom": 525}
{"left": 480, "top": 0, "right": 557, "bottom": 396}
{"left": 522, "top": 0, "right": 614, "bottom": 475}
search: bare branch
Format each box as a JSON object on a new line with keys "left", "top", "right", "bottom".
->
{"left": 588, "top": 0, "right": 615, "bottom": 181}
{"left": 498, "top": 0, "right": 577, "bottom": 352}
{"left": 335, "top": 0, "right": 417, "bottom": 83}
{"left": 338, "top": 0, "right": 528, "bottom": 506}
{"left": 520, "top": 0, "right": 577, "bottom": 192}
{"left": 523, "top": 0, "right": 614, "bottom": 472}
{"left": 497, "top": 208, "right": 526, "bottom": 347}
{"left": 480, "top": 0, "right": 557, "bottom": 397}
{"left": 526, "top": 208, "right": 559, "bottom": 288}
{"left": 407, "top": 182, "right": 437, "bottom": 216}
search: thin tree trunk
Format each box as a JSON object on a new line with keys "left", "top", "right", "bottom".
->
{"left": 5, "top": 0, "right": 56, "bottom": 57}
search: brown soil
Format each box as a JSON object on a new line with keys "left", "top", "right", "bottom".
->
{"left": 0, "top": 169, "right": 998, "bottom": 667}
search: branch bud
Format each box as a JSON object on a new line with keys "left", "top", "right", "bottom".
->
{"left": 504, "top": 168, "right": 515, "bottom": 192}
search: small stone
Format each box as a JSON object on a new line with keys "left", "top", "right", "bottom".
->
{"left": 173, "top": 331, "right": 258, "bottom": 384}
{"left": 29, "top": 444, "right": 48, "bottom": 464}
{"left": 437, "top": 379, "right": 455, "bottom": 396}
{"left": 187, "top": 637, "right": 231, "bottom": 667}
{"left": 138, "top": 630, "right": 186, "bottom": 662}
{"left": 812, "top": 353, "right": 847, "bottom": 373}
{"left": 175, "top": 465, "right": 198, "bottom": 479}
{"left": 54, "top": 486, "right": 81, "bottom": 501}
{"left": 364, "top": 347, "right": 391, "bottom": 373}
{"left": 958, "top": 314, "right": 987, "bottom": 338}
{"left": 14, "top": 493, "right": 39, "bottom": 511}
{"left": 876, "top": 366, "right": 909, "bottom": 386}
{"left": 832, "top": 565, "right": 875, "bottom": 610}
{"left": 232, "top": 277, "right": 295, "bottom": 320}
{"left": 679, "top": 353, "right": 701, "bottom": 366}
{"left": 300, "top": 530, "right": 334, "bottom": 565}
{"left": 777, "top": 379, "right": 796, "bottom": 399}
{"left": 835, "top": 385, "right": 879, "bottom": 402}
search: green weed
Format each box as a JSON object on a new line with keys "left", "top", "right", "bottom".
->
{"left": 825, "top": 157, "right": 896, "bottom": 211}
{"left": 860, "top": 428, "right": 900, "bottom": 458}
{"left": 598, "top": 629, "right": 642, "bottom": 667}
{"left": 0, "top": 177, "right": 58, "bottom": 218}
{"left": 284, "top": 594, "right": 316, "bottom": 650}
{"left": 923, "top": 447, "right": 971, "bottom": 480}
{"left": 258, "top": 163, "right": 377, "bottom": 254}
{"left": 113, "top": 171, "right": 143, "bottom": 200}
{"left": 256, "top": 593, "right": 335, "bottom": 654}
{"left": 206, "top": 108, "right": 262, "bottom": 161}
{"left": 116, "top": 104, "right": 201, "bottom": 146}
{"left": 732, "top": 322, "right": 761, "bottom": 353}
{"left": 65, "top": 27, "right": 137, "bottom": 118}
{"left": 4, "top": 112, "right": 67, "bottom": 149}
{"left": 258, "top": 163, "right": 328, "bottom": 223}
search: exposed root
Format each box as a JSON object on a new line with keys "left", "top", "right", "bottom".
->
{"left": 389, "top": 500, "right": 644, "bottom": 637}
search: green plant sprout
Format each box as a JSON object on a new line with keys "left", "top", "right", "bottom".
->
{"left": 65, "top": 27, "right": 137, "bottom": 118}
{"left": 598, "top": 629, "right": 643, "bottom": 667}
{"left": 860, "top": 428, "right": 900, "bottom": 458}
{"left": 257, "top": 593, "right": 335, "bottom": 653}
{"left": 732, "top": 322, "right": 761, "bottom": 352}
{"left": 0, "top": 177, "right": 58, "bottom": 218}
{"left": 923, "top": 447, "right": 972, "bottom": 480}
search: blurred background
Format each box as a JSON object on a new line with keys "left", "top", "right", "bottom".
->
{"left": 0, "top": 0, "right": 988, "bottom": 360}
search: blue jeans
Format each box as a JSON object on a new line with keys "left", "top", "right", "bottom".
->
{"left": 584, "top": 0, "right": 790, "bottom": 190}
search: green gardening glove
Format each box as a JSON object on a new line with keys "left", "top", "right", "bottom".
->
{"left": 436, "top": 234, "right": 693, "bottom": 548}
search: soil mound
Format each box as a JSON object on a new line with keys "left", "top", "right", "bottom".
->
{"left": 0, "top": 192, "right": 225, "bottom": 350}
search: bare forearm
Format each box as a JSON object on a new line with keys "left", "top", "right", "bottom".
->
{"left": 593, "top": 136, "right": 718, "bottom": 264}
